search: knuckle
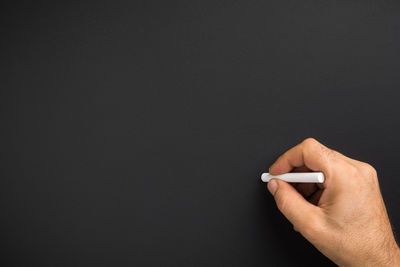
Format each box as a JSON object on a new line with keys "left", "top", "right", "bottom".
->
{"left": 342, "top": 164, "right": 365, "bottom": 188}
{"left": 360, "top": 163, "right": 378, "bottom": 181}
{"left": 323, "top": 147, "right": 336, "bottom": 158}
{"left": 344, "top": 165, "right": 361, "bottom": 187}
{"left": 302, "top": 137, "right": 319, "bottom": 148}
{"left": 300, "top": 217, "right": 322, "bottom": 238}
{"left": 275, "top": 193, "right": 290, "bottom": 214}
{"left": 302, "top": 138, "right": 336, "bottom": 161}
{"left": 364, "top": 163, "right": 377, "bottom": 177}
{"left": 300, "top": 224, "right": 315, "bottom": 237}
{"left": 347, "top": 164, "right": 359, "bottom": 177}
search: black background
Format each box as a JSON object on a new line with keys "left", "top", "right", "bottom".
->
{"left": 1, "top": 0, "right": 400, "bottom": 266}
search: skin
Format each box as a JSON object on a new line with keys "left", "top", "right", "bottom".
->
{"left": 267, "top": 138, "right": 400, "bottom": 266}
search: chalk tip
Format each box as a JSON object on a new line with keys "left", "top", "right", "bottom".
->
{"left": 261, "top": 173, "right": 269, "bottom": 182}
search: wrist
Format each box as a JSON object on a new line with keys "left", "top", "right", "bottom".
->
{"left": 373, "top": 242, "right": 400, "bottom": 267}
{"left": 350, "top": 241, "right": 400, "bottom": 267}
{"left": 392, "top": 246, "right": 400, "bottom": 266}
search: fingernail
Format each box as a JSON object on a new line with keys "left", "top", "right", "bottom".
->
{"left": 267, "top": 179, "right": 278, "bottom": 196}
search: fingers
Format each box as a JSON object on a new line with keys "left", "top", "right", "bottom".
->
{"left": 268, "top": 179, "right": 322, "bottom": 232}
{"left": 292, "top": 167, "right": 319, "bottom": 199}
{"left": 269, "top": 138, "right": 337, "bottom": 178}
{"left": 292, "top": 166, "right": 311, "bottom": 172}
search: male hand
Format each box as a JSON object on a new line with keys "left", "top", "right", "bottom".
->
{"left": 267, "top": 138, "right": 400, "bottom": 266}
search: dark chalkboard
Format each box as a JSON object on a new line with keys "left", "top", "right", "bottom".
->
{"left": 1, "top": 1, "right": 400, "bottom": 266}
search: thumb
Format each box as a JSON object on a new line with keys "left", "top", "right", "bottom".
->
{"left": 268, "top": 179, "right": 322, "bottom": 232}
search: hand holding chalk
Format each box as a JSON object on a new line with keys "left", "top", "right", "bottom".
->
{"left": 265, "top": 138, "right": 400, "bottom": 266}
{"left": 261, "top": 172, "right": 325, "bottom": 183}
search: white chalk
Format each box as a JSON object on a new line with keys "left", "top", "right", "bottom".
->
{"left": 261, "top": 172, "right": 325, "bottom": 183}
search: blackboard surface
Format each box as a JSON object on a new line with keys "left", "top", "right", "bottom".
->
{"left": 1, "top": 1, "right": 400, "bottom": 266}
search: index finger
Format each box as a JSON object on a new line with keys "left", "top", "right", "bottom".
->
{"left": 269, "top": 138, "right": 336, "bottom": 177}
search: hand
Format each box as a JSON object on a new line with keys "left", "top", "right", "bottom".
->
{"left": 267, "top": 138, "right": 400, "bottom": 266}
